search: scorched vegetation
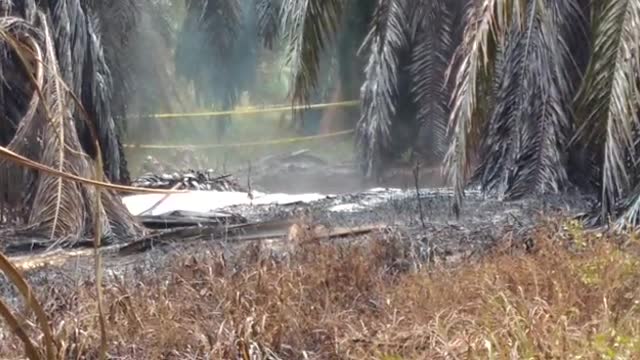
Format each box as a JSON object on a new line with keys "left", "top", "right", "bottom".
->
{"left": 0, "top": 0, "right": 640, "bottom": 359}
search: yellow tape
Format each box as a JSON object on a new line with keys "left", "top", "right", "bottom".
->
{"left": 129, "top": 100, "right": 360, "bottom": 120}
{"left": 123, "top": 129, "right": 354, "bottom": 149}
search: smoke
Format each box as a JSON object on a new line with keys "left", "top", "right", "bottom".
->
{"left": 113, "top": 0, "right": 374, "bottom": 190}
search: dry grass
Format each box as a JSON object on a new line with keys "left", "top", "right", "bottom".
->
{"left": 2, "top": 219, "right": 640, "bottom": 359}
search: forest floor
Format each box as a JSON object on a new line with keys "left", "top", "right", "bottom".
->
{"left": 2, "top": 151, "right": 640, "bottom": 359}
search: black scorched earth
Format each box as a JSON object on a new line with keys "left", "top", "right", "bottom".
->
{"left": 0, "top": 151, "right": 590, "bottom": 306}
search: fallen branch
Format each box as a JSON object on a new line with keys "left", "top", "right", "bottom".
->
{"left": 8, "top": 222, "right": 388, "bottom": 270}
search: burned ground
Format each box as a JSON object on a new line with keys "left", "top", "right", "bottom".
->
{"left": 0, "top": 153, "right": 602, "bottom": 358}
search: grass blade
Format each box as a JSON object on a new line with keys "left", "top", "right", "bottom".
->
{"left": 0, "top": 297, "right": 42, "bottom": 360}
{"left": 0, "top": 251, "right": 55, "bottom": 360}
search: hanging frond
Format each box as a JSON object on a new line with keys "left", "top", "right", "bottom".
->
{"left": 336, "top": 0, "right": 375, "bottom": 101}
{"left": 81, "top": 13, "right": 123, "bottom": 184}
{"left": 180, "top": 0, "right": 265, "bottom": 109}
{"left": 472, "top": 22, "right": 528, "bottom": 196}
{"left": 84, "top": 0, "right": 140, "bottom": 121}
{"left": 0, "top": 4, "right": 142, "bottom": 245}
{"left": 356, "top": 0, "right": 411, "bottom": 179}
{"left": 0, "top": 5, "right": 39, "bottom": 147}
{"left": 472, "top": 1, "right": 585, "bottom": 199}
{"left": 280, "top": 0, "right": 343, "bottom": 105}
{"left": 28, "top": 14, "right": 86, "bottom": 241}
{"left": 408, "top": 0, "right": 457, "bottom": 165}
{"left": 443, "top": 0, "right": 525, "bottom": 216}
{"left": 574, "top": 0, "right": 640, "bottom": 219}
{"left": 257, "top": 0, "right": 281, "bottom": 49}
{"left": 35, "top": 0, "right": 127, "bottom": 184}
{"left": 506, "top": 1, "right": 591, "bottom": 198}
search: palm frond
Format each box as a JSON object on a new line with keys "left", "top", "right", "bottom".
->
{"left": 84, "top": 0, "right": 140, "bottom": 120}
{"left": 82, "top": 13, "right": 123, "bottom": 184}
{"left": 472, "top": 23, "right": 527, "bottom": 196}
{"left": 336, "top": 0, "right": 375, "bottom": 101}
{"left": 87, "top": 0, "right": 181, "bottom": 162}
{"left": 574, "top": 0, "right": 640, "bottom": 219}
{"left": 0, "top": 5, "right": 142, "bottom": 245}
{"left": 473, "top": 1, "right": 586, "bottom": 199}
{"left": 280, "top": 0, "right": 343, "bottom": 105}
{"left": 443, "top": 0, "right": 525, "bottom": 216}
{"left": 0, "top": 13, "right": 46, "bottom": 217}
{"left": 0, "top": 4, "right": 39, "bottom": 148}
{"left": 356, "top": 0, "right": 411, "bottom": 179}
{"left": 409, "top": 0, "right": 458, "bottom": 165}
{"left": 257, "top": 0, "right": 281, "bottom": 49}
{"left": 38, "top": 0, "right": 128, "bottom": 184}
{"left": 176, "top": 0, "right": 245, "bottom": 109}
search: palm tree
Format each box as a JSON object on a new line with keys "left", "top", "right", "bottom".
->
{"left": 444, "top": 0, "right": 640, "bottom": 227}
{"left": 3, "top": 0, "right": 637, "bottom": 243}
{"left": 0, "top": 0, "right": 298, "bottom": 245}
{"left": 273, "top": 0, "right": 467, "bottom": 177}
{"left": 277, "top": 0, "right": 640, "bottom": 227}
{"left": 0, "top": 0, "right": 142, "bottom": 245}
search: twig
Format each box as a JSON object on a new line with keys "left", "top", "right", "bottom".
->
{"left": 247, "top": 160, "right": 254, "bottom": 203}
{"left": 413, "top": 159, "right": 426, "bottom": 229}
{"left": 138, "top": 182, "right": 183, "bottom": 216}
{"left": 94, "top": 144, "right": 108, "bottom": 360}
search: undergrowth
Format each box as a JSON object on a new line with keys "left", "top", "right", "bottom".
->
{"left": 2, "top": 219, "right": 640, "bottom": 359}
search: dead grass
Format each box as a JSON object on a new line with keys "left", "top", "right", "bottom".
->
{"left": 3, "top": 219, "right": 640, "bottom": 359}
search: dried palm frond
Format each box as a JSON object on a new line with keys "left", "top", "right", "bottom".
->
{"left": 472, "top": 1, "right": 586, "bottom": 200}
{"left": 443, "top": 0, "right": 526, "bottom": 216}
{"left": 0, "top": 6, "right": 144, "bottom": 246}
{"left": 33, "top": 0, "right": 128, "bottom": 185}
{"left": 356, "top": 0, "right": 411, "bottom": 179}
{"left": 0, "top": 2, "right": 39, "bottom": 148}
{"left": 408, "top": 0, "right": 460, "bottom": 165}
{"left": 574, "top": 0, "right": 640, "bottom": 220}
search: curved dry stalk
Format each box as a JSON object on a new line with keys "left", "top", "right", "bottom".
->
{"left": 0, "top": 298, "right": 41, "bottom": 360}
{"left": 93, "top": 149, "right": 108, "bottom": 360}
{"left": 0, "top": 144, "right": 181, "bottom": 194}
{"left": 0, "top": 251, "right": 55, "bottom": 360}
